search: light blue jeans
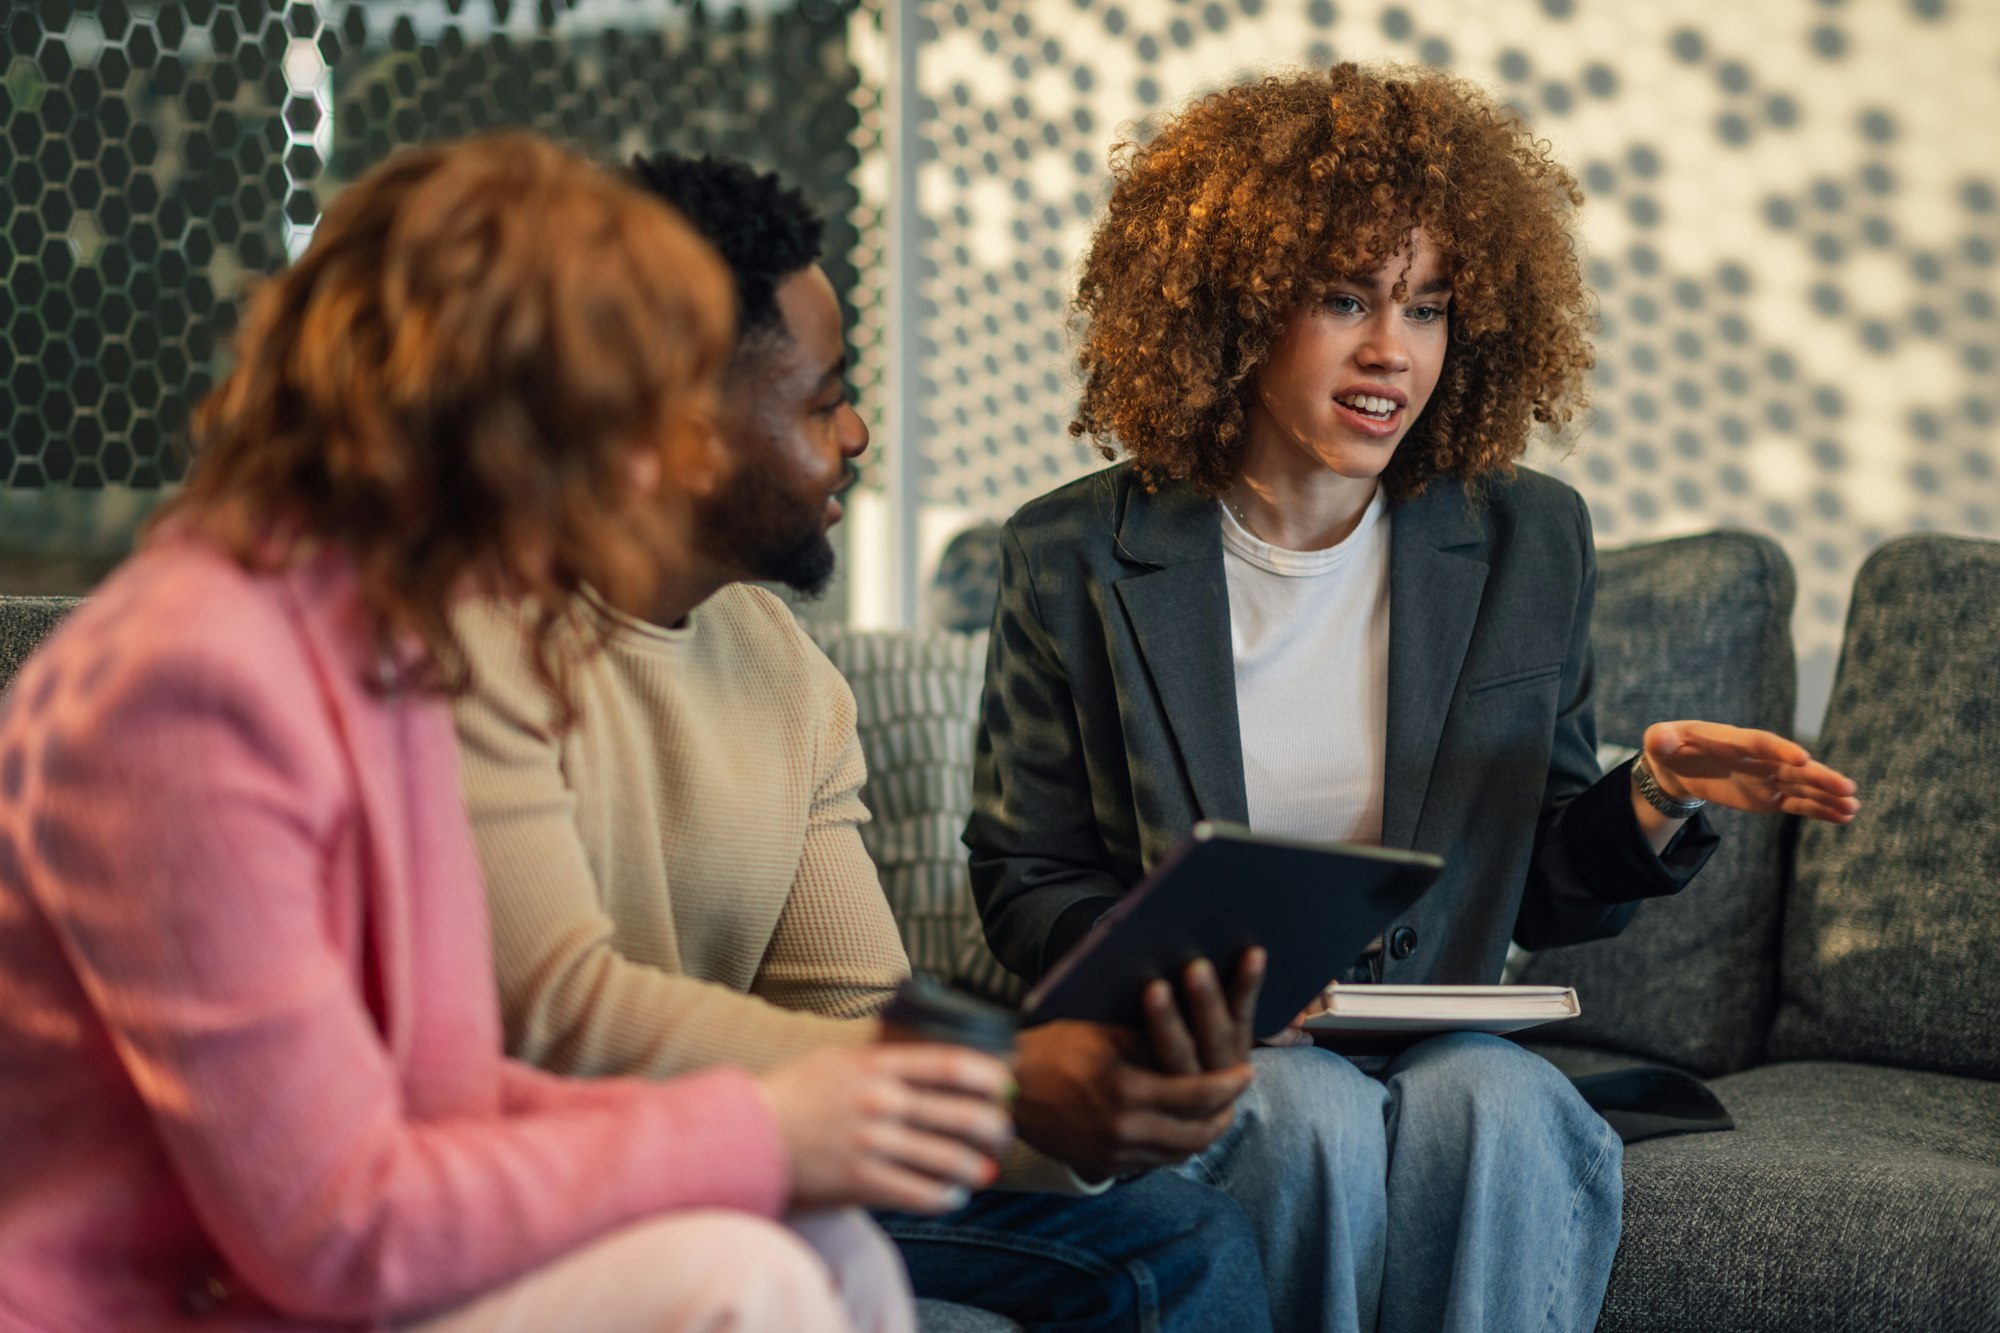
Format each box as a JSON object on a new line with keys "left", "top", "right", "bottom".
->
{"left": 1173, "top": 1034, "right": 1623, "bottom": 1333}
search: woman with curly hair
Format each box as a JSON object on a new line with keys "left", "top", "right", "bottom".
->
{"left": 966, "top": 64, "right": 1858, "bottom": 1333}
{"left": 0, "top": 134, "right": 1012, "bottom": 1332}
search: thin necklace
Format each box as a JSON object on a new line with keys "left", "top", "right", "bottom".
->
{"left": 1225, "top": 492, "right": 1267, "bottom": 543}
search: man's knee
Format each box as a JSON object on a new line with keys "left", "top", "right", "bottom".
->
{"left": 1130, "top": 1169, "right": 1264, "bottom": 1263}
{"left": 1182, "top": 1182, "right": 1264, "bottom": 1275}
{"left": 1115, "top": 1173, "right": 1273, "bottom": 1329}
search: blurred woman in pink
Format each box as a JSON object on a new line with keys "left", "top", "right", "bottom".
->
{"left": 0, "top": 134, "right": 1011, "bottom": 1333}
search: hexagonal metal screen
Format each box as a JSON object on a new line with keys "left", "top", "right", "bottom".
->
{"left": 1, "top": 0, "right": 862, "bottom": 582}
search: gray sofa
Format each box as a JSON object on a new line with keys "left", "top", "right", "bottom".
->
{"left": 5, "top": 531, "right": 1997, "bottom": 1332}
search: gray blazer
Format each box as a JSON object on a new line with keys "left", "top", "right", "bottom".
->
{"left": 966, "top": 462, "right": 1715, "bottom": 987}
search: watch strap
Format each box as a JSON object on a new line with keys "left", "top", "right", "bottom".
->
{"left": 1633, "top": 753, "right": 1708, "bottom": 819}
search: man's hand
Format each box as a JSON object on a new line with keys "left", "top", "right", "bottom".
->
{"left": 1141, "top": 948, "right": 1266, "bottom": 1071}
{"left": 1010, "top": 949, "right": 1266, "bottom": 1181}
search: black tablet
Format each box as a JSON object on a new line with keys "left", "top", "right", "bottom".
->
{"left": 1021, "top": 823, "right": 1445, "bottom": 1037}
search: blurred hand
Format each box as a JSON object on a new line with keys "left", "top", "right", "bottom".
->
{"left": 1643, "top": 722, "right": 1860, "bottom": 824}
{"left": 756, "top": 1043, "right": 1014, "bottom": 1214}
{"left": 1266, "top": 981, "right": 1338, "bottom": 1049}
{"left": 1011, "top": 949, "right": 1265, "bottom": 1181}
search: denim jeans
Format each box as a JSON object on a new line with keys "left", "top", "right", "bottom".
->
{"left": 1174, "top": 1034, "right": 1623, "bottom": 1333}
{"left": 875, "top": 1168, "right": 1273, "bottom": 1333}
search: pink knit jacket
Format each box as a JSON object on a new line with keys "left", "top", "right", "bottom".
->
{"left": 0, "top": 540, "right": 790, "bottom": 1331}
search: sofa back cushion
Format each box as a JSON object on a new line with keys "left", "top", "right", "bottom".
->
{"left": 1767, "top": 535, "right": 2000, "bottom": 1079}
{"left": 0, "top": 596, "right": 80, "bottom": 694}
{"left": 807, "top": 625, "right": 1025, "bottom": 1005}
{"left": 1519, "top": 532, "right": 1797, "bottom": 1076}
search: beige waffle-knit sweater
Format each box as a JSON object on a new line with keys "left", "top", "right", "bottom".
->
{"left": 453, "top": 585, "right": 909, "bottom": 1080}
{"left": 456, "top": 585, "right": 1094, "bottom": 1196}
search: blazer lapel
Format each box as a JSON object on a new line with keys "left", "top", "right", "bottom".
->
{"left": 1111, "top": 483, "right": 1249, "bottom": 826}
{"left": 1381, "top": 482, "right": 1491, "bottom": 851}
{"left": 277, "top": 552, "right": 419, "bottom": 1065}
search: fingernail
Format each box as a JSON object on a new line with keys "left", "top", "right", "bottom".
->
{"left": 1002, "top": 1080, "right": 1020, "bottom": 1107}
{"left": 940, "top": 1185, "right": 970, "bottom": 1211}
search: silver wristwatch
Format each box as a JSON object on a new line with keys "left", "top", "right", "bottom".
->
{"left": 1633, "top": 754, "right": 1707, "bottom": 819}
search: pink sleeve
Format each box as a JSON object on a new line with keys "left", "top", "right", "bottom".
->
{"left": 495, "top": 1057, "right": 778, "bottom": 1123}
{"left": 23, "top": 630, "right": 788, "bottom": 1323}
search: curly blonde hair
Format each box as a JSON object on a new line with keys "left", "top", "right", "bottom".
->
{"left": 1071, "top": 62, "right": 1594, "bottom": 498}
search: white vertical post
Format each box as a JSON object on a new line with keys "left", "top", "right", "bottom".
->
{"left": 883, "top": 0, "right": 922, "bottom": 629}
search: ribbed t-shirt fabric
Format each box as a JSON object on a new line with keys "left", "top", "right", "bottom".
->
{"left": 1220, "top": 488, "right": 1392, "bottom": 847}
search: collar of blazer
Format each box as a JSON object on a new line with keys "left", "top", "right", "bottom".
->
{"left": 1108, "top": 468, "right": 1493, "bottom": 851}
{"left": 276, "top": 549, "right": 423, "bottom": 1065}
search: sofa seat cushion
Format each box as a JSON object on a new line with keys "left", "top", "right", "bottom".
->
{"left": 1600, "top": 1060, "right": 2000, "bottom": 1333}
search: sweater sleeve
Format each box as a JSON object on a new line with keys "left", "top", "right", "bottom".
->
{"left": 749, "top": 630, "right": 911, "bottom": 1021}
{"left": 455, "top": 602, "right": 877, "bottom": 1079}
{"left": 19, "top": 630, "right": 789, "bottom": 1323}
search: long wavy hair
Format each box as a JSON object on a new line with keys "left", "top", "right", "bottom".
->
{"left": 156, "top": 133, "right": 732, "bottom": 709}
{"left": 1072, "top": 62, "right": 1595, "bottom": 499}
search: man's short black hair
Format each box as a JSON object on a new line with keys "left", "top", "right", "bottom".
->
{"left": 627, "top": 151, "right": 823, "bottom": 348}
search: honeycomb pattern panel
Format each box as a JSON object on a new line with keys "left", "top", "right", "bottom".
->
{"left": 843, "top": 0, "right": 891, "bottom": 492}
{"left": 904, "top": 0, "right": 2000, "bottom": 727}
{"left": 1, "top": 0, "right": 871, "bottom": 574}
{"left": 320, "top": 3, "right": 864, "bottom": 353}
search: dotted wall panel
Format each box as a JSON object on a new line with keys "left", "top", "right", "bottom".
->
{"left": 906, "top": 0, "right": 2000, "bottom": 726}
{"left": 0, "top": 0, "right": 867, "bottom": 588}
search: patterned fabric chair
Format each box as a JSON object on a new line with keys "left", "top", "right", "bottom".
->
{"left": 807, "top": 624, "right": 1025, "bottom": 1006}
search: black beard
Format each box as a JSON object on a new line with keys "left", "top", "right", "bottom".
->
{"left": 698, "top": 464, "right": 837, "bottom": 597}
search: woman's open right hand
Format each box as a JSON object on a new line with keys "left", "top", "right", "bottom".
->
{"left": 755, "top": 1044, "right": 1015, "bottom": 1214}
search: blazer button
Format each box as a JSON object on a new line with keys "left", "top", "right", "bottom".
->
{"left": 179, "top": 1271, "right": 233, "bottom": 1316}
{"left": 1389, "top": 926, "right": 1418, "bottom": 960}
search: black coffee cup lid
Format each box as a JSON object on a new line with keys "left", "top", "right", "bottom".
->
{"left": 881, "top": 976, "right": 1018, "bottom": 1056}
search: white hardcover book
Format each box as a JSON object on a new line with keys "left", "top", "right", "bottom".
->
{"left": 1300, "top": 984, "right": 1580, "bottom": 1037}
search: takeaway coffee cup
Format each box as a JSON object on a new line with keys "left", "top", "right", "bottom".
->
{"left": 879, "top": 976, "right": 1018, "bottom": 1060}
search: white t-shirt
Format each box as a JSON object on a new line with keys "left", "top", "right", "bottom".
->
{"left": 1220, "top": 489, "right": 1392, "bottom": 846}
